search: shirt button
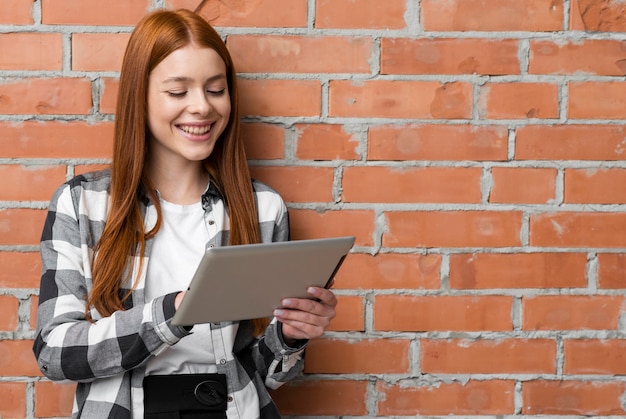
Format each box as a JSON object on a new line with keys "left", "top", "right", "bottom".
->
{"left": 208, "top": 220, "right": 215, "bottom": 225}
{"left": 220, "top": 359, "right": 226, "bottom": 365}
{"left": 227, "top": 396, "right": 233, "bottom": 402}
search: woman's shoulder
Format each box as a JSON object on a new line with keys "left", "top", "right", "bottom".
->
{"left": 251, "top": 179, "right": 287, "bottom": 220}
{"left": 45, "top": 168, "right": 112, "bottom": 222}
{"left": 50, "top": 168, "right": 112, "bottom": 206}
{"left": 66, "top": 168, "right": 112, "bottom": 191}
{"left": 251, "top": 179, "right": 284, "bottom": 201}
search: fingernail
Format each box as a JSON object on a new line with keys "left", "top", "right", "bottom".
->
{"left": 274, "top": 309, "right": 284, "bottom": 317}
{"left": 282, "top": 299, "right": 292, "bottom": 306}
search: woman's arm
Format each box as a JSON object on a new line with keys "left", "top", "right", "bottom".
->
{"left": 33, "top": 181, "right": 190, "bottom": 382}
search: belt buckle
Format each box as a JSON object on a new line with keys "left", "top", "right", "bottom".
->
{"left": 194, "top": 380, "right": 226, "bottom": 407}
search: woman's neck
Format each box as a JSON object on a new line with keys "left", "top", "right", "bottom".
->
{"left": 148, "top": 161, "right": 209, "bottom": 205}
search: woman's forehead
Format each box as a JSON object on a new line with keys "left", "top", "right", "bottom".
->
{"left": 150, "top": 45, "right": 227, "bottom": 82}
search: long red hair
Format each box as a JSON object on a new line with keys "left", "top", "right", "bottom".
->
{"left": 88, "top": 9, "right": 267, "bottom": 333}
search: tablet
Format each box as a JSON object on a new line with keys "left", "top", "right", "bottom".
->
{"left": 172, "top": 236, "right": 355, "bottom": 326}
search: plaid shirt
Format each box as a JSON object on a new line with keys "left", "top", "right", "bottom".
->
{"left": 33, "top": 169, "right": 306, "bottom": 419}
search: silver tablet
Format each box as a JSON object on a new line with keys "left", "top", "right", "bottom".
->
{"left": 172, "top": 236, "right": 355, "bottom": 326}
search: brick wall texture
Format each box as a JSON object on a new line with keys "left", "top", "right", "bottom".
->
{"left": 1, "top": 0, "right": 626, "bottom": 417}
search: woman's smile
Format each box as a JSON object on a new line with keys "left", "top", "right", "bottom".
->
{"left": 176, "top": 122, "right": 213, "bottom": 140}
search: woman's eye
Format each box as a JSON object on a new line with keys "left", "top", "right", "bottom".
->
{"left": 207, "top": 89, "right": 226, "bottom": 96}
{"left": 167, "top": 91, "right": 187, "bottom": 97}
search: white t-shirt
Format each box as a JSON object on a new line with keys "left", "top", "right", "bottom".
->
{"left": 144, "top": 198, "right": 217, "bottom": 375}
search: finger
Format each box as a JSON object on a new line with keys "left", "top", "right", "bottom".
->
{"left": 306, "top": 287, "right": 338, "bottom": 306}
{"left": 274, "top": 306, "right": 331, "bottom": 327}
{"left": 280, "top": 319, "right": 325, "bottom": 341}
{"left": 281, "top": 297, "right": 335, "bottom": 318}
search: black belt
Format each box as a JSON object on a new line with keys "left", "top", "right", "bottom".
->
{"left": 143, "top": 373, "right": 227, "bottom": 419}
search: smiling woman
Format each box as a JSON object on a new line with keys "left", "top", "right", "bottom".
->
{"left": 32, "top": 8, "right": 338, "bottom": 419}
{"left": 146, "top": 45, "right": 232, "bottom": 200}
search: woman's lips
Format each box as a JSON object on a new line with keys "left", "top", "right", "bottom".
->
{"left": 177, "top": 124, "right": 211, "bottom": 135}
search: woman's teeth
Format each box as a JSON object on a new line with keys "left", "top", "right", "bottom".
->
{"left": 179, "top": 125, "right": 210, "bottom": 135}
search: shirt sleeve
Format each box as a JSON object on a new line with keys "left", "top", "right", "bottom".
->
{"left": 247, "top": 183, "right": 307, "bottom": 388}
{"left": 32, "top": 182, "right": 191, "bottom": 382}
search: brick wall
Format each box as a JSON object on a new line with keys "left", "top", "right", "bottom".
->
{"left": 1, "top": 0, "right": 626, "bottom": 417}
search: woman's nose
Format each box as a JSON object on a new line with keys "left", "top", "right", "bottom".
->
{"left": 188, "top": 90, "right": 211, "bottom": 115}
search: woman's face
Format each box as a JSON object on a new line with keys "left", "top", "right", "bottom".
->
{"left": 146, "top": 44, "right": 231, "bottom": 167}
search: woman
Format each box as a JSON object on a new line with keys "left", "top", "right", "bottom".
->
{"left": 33, "top": 9, "right": 336, "bottom": 419}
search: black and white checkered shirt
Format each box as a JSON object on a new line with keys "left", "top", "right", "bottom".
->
{"left": 33, "top": 169, "right": 305, "bottom": 418}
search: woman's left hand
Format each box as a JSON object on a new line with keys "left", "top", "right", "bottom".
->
{"left": 273, "top": 286, "right": 337, "bottom": 344}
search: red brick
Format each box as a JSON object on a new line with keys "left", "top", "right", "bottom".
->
{"left": 378, "top": 380, "right": 515, "bottom": 416}
{"left": 565, "top": 168, "right": 626, "bottom": 204}
{"left": 34, "top": 381, "right": 76, "bottom": 418}
{"left": 0, "top": 0, "right": 33, "bottom": 24}
{"left": 0, "top": 252, "right": 41, "bottom": 289}
{"left": 576, "top": 0, "right": 626, "bottom": 32}
{"left": 330, "top": 80, "right": 472, "bottom": 119}
{"left": 335, "top": 253, "right": 441, "bottom": 290}
{"left": 304, "top": 338, "right": 410, "bottom": 374}
{"left": 569, "top": 82, "right": 626, "bottom": 119}
{"left": 0, "top": 209, "right": 47, "bottom": 246}
{"left": 342, "top": 166, "right": 482, "bottom": 203}
{"left": 570, "top": 0, "right": 585, "bottom": 30}
{"left": 0, "top": 165, "right": 66, "bottom": 201}
{"left": 450, "top": 253, "right": 588, "bottom": 289}
{"left": 100, "top": 78, "right": 119, "bottom": 114}
{"left": 0, "top": 121, "right": 114, "bottom": 159}
{"left": 0, "top": 382, "right": 26, "bottom": 418}
{"left": 288, "top": 209, "right": 375, "bottom": 247}
{"left": 422, "top": 339, "right": 556, "bottom": 374}
{"left": 516, "top": 124, "right": 626, "bottom": 161}
{"left": 242, "top": 123, "right": 285, "bottom": 160}
{"left": 41, "top": 0, "right": 150, "bottom": 25}
{"left": 564, "top": 339, "right": 626, "bottom": 374}
{"left": 598, "top": 253, "right": 626, "bottom": 289}
{"left": 315, "top": 0, "right": 407, "bottom": 29}
{"left": 0, "top": 78, "right": 92, "bottom": 115}
{"left": 163, "top": 0, "right": 199, "bottom": 10}
{"left": 0, "top": 33, "right": 63, "bottom": 71}
{"left": 228, "top": 35, "right": 371, "bottom": 74}
{"left": 374, "top": 295, "right": 513, "bottom": 332}
{"left": 530, "top": 39, "right": 626, "bottom": 76}
{"left": 327, "top": 295, "right": 364, "bottom": 332}
{"left": 272, "top": 380, "right": 367, "bottom": 416}
{"left": 490, "top": 167, "right": 557, "bottom": 204}
{"left": 523, "top": 296, "right": 624, "bottom": 330}
{"left": 524, "top": 380, "right": 626, "bottom": 415}
{"left": 382, "top": 38, "right": 520, "bottom": 75}
{"left": 384, "top": 211, "right": 523, "bottom": 248}
{"left": 0, "top": 340, "right": 42, "bottom": 376}
{"left": 75, "top": 164, "right": 110, "bottom": 175}
{"left": 421, "top": 0, "right": 563, "bottom": 31}
{"left": 239, "top": 79, "right": 321, "bottom": 117}
{"left": 0, "top": 295, "right": 19, "bottom": 331}
{"left": 72, "top": 33, "right": 130, "bottom": 72}
{"left": 197, "top": 0, "right": 307, "bottom": 28}
{"left": 368, "top": 124, "right": 509, "bottom": 161}
{"left": 530, "top": 212, "right": 626, "bottom": 248}
{"left": 295, "top": 124, "right": 360, "bottom": 161}
{"left": 479, "top": 82, "right": 559, "bottom": 119}
{"left": 248, "top": 166, "right": 334, "bottom": 203}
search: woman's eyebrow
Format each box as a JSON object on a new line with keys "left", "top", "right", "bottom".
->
{"left": 161, "top": 74, "right": 227, "bottom": 84}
